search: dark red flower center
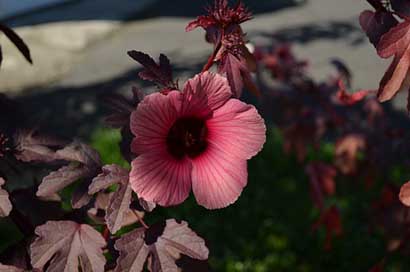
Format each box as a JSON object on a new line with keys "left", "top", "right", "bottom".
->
{"left": 166, "top": 117, "right": 208, "bottom": 160}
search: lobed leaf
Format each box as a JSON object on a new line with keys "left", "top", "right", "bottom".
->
{"left": 376, "top": 21, "right": 410, "bottom": 103}
{"left": 127, "top": 51, "right": 174, "bottom": 88}
{"left": 101, "top": 88, "right": 141, "bottom": 129}
{"left": 114, "top": 219, "right": 208, "bottom": 272}
{"left": 30, "top": 221, "right": 106, "bottom": 272}
{"left": 359, "top": 10, "right": 397, "bottom": 48}
{"left": 218, "top": 53, "right": 259, "bottom": 98}
{"left": 88, "top": 164, "right": 128, "bottom": 194}
{"left": 13, "top": 129, "right": 66, "bottom": 163}
{"left": 88, "top": 164, "right": 141, "bottom": 233}
{"left": 36, "top": 141, "right": 101, "bottom": 209}
{"left": 56, "top": 141, "right": 101, "bottom": 167}
{"left": 36, "top": 164, "right": 90, "bottom": 198}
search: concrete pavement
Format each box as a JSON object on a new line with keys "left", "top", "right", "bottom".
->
{"left": 0, "top": 0, "right": 386, "bottom": 94}
{"left": 0, "top": 0, "right": 401, "bottom": 138}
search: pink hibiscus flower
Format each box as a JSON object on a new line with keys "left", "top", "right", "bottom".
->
{"left": 129, "top": 72, "right": 266, "bottom": 209}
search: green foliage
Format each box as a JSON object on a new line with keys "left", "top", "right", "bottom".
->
{"left": 90, "top": 128, "right": 129, "bottom": 168}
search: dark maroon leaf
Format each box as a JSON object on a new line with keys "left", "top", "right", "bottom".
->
{"left": 106, "top": 183, "right": 134, "bottom": 233}
{"left": 0, "top": 24, "right": 32, "bottom": 64}
{"left": 159, "top": 54, "right": 172, "bottom": 81}
{"left": 56, "top": 141, "right": 101, "bottom": 167}
{"left": 114, "top": 219, "right": 208, "bottom": 272}
{"left": 71, "top": 179, "right": 93, "bottom": 209}
{"left": 89, "top": 164, "right": 140, "bottom": 233}
{"left": 87, "top": 192, "right": 110, "bottom": 224}
{"left": 30, "top": 221, "right": 106, "bottom": 272}
{"left": 390, "top": 0, "right": 410, "bottom": 18}
{"left": 359, "top": 10, "right": 398, "bottom": 48}
{"left": 36, "top": 164, "right": 90, "bottom": 198}
{"left": 365, "top": 0, "right": 386, "bottom": 11}
{"left": 0, "top": 177, "right": 12, "bottom": 217}
{"left": 101, "top": 88, "right": 141, "bottom": 129}
{"left": 36, "top": 141, "right": 101, "bottom": 209}
{"left": 0, "top": 243, "right": 30, "bottom": 271}
{"left": 87, "top": 192, "right": 141, "bottom": 228}
{"left": 120, "top": 126, "right": 135, "bottom": 163}
{"left": 186, "top": 15, "right": 215, "bottom": 32}
{"left": 218, "top": 53, "right": 246, "bottom": 97}
{"left": 127, "top": 51, "right": 174, "bottom": 87}
{"left": 375, "top": 20, "right": 410, "bottom": 103}
{"left": 185, "top": 0, "right": 252, "bottom": 32}
{"left": 88, "top": 164, "right": 128, "bottom": 194}
{"left": 13, "top": 129, "right": 66, "bottom": 163}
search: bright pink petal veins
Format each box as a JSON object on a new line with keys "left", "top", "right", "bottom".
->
{"left": 130, "top": 151, "right": 192, "bottom": 207}
{"left": 206, "top": 99, "right": 266, "bottom": 160}
{"left": 191, "top": 143, "right": 248, "bottom": 209}
{"left": 181, "top": 72, "right": 232, "bottom": 117}
{"left": 130, "top": 91, "right": 181, "bottom": 155}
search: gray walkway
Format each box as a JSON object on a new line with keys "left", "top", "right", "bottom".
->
{"left": 0, "top": 0, "right": 400, "bottom": 137}
{"left": 0, "top": 0, "right": 386, "bottom": 93}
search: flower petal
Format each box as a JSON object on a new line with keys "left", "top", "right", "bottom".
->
{"left": 130, "top": 91, "right": 181, "bottom": 155}
{"left": 206, "top": 99, "right": 266, "bottom": 160}
{"left": 181, "top": 72, "right": 232, "bottom": 117}
{"left": 191, "top": 144, "right": 247, "bottom": 209}
{"left": 130, "top": 151, "right": 192, "bottom": 206}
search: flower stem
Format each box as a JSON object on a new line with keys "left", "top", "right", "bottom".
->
{"left": 103, "top": 226, "right": 110, "bottom": 241}
{"left": 202, "top": 42, "right": 222, "bottom": 72}
{"left": 132, "top": 210, "right": 149, "bottom": 229}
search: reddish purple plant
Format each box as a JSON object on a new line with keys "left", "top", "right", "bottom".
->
{"left": 186, "top": 0, "right": 259, "bottom": 97}
{"left": 0, "top": 2, "right": 267, "bottom": 271}
{"left": 2, "top": 0, "right": 410, "bottom": 271}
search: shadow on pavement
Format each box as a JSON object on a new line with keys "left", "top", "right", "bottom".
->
{"left": 5, "top": 0, "right": 306, "bottom": 27}
{"left": 252, "top": 20, "right": 365, "bottom": 46}
{"left": 14, "top": 60, "right": 205, "bottom": 140}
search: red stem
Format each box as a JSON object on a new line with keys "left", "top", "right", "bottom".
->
{"left": 103, "top": 226, "right": 110, "bottom": 241}
{"left": 132, "top": 210, "right": 149, "bottom": 229}
{"left": 202, "top": 42, "right": 222, "bottom": 72}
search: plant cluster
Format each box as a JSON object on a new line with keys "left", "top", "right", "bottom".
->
{"left": 0, "top": 1, "right": 265, "bottom": 271}
{"left": 2, "top": 0, "right": 410, "bottom": 271}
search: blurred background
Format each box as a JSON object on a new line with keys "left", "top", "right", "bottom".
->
{"left": 1, "top": 0, "right": 408, "bottom": 271}
{"left": 0, "top": 0, "right": 390, "bottom": 138}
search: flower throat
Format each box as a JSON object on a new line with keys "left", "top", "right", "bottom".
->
{"left": 166, "top": 117, "right": 208, "bottom": 159}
